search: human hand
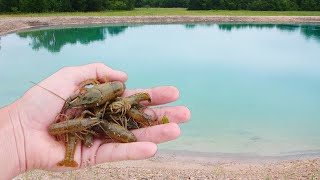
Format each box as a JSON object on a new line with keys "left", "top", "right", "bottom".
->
{"left": 3, "top": 63, "right": 190, "bottom": 178}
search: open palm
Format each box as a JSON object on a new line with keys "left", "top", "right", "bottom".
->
{"left": 11, "top": 63, "right": 190, "bottom": 172}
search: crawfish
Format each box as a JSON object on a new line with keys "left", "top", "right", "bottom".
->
{"left": 64, "top": 81, "right": 125, "bottom": 110}
{"left": 126, "top": 108, "right": 158, "bottom": 128}
{"left": 48, "top": 117, "right": 100, "bottom": 135}
{"left": 109, "top": 93, "right": 151, "bottom": 116}
{"left": 50, "top": 117, "right": 137, "bottom": 144}
{"left": 93, "top": 120, "right": 137, "bottom": 143}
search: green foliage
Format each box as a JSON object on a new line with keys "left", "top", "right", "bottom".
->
{"left": 0, "top": 0, "right": 19, "bottom": 12}
{"left": 187, "top": 0, "right": 320, "bottom": 11}
{"left": 135, "top": 0, "right": 189, "bottom": 8}
{"left": 88, "top": 0, "right": 107, "bottom": 11}
{"left": 0, "top": 0, "right": 135, "bottom": 12}
{"left": 1, "top": 0, "right": 320, "bottom": 12}
{"left": 106, "top": 0, "right": 135, "bottom": 10}
{"left": 188, "top": 0, "right": 212, "bottom": 10}
{"left": 19, "top": 0, "right": 50, "bottom": 12}
{"left": 71, "top": 0, "right": 88, "bottom": 12}
{"left": 300, "top": 0, "right": 320, "bottom": 10}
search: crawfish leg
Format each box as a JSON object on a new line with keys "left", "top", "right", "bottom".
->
{"left": 94, "top": 101, "right": 110, "bottom": 119}
{"left": 98, "top": 75, "right": 109, "bottom": 83}
{"left": 84, "top": 133, "right": 94, "bottom": 148}
{"left": 62, "top": 94, "right": 81, "bottom": 111}
{"left": 127, "top": 118, "right": 140, "bottom": 130}
{"left": 108, "top": 98, "right": 129, "bottom": 115}
{"left": 79, "top": 110, "right": 96, "bottom": 118}
{"left": 57, "top": 133, "right": 78, "bottom": 167}
{"left": 109, "top": 93, "right": 151, "bottom": 116}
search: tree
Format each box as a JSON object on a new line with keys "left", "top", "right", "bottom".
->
{"left": 71, "top": 0, "right": 87, "bottom": 11}
{"left": 86, "top": 0, "right": 105, "bottom": 11}
{"left": 105, "top": 0, "right": 135, "bottom": 10}
{"left": 188, "top": 0, "right": 211, "bottom": 10}
{"left": 0, "top": 0, "right": 19, "bottom": 12}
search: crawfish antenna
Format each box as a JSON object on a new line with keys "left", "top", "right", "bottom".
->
{"left": 30, "top": 81, "right": 67, "bottom": 102}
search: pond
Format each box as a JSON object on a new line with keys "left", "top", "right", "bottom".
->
{"left": 0, "top": 23, "right": 320, "bottom": 156}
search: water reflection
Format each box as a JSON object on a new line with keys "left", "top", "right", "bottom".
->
{"left": 17, "top": 26, "right": 128, "bottom": 53}
{"left": 300, "top": 25, "right": 320, "bottom": 42}
{"left": 16, "top": 24, "right": 320, "bottom": 53}
{"left": 106, "top": 26, "right": 128, "bottom": 36}
{"left": 216, "top": 24, "right": 320, "bottom": 42}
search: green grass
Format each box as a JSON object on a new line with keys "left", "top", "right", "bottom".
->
{"left": 1, "top": 8, "right": 320, "bottom": 17}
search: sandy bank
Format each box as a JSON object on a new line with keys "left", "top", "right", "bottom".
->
{"left": 1, "top": 16, "right": 320, "bottom": 36}
{"left": 16, "top": 150, "right": 320, "bottom": 179}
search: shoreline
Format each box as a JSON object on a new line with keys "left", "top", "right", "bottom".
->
{"left": 17, "top": 150, "right": 320, "bottom": 179}
{"left": 1, "top": 16, "right": 320, "bottom": 36}
{"left": 157, "top": 149, "right": 320, "bottom": 164}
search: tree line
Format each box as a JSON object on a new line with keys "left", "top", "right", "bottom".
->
{"left": 187, "top": 0, "right": 320, "bottom": 11}
{"left": 1, "top": 0, "right": 320, "bottom": 12}
{"left": 136, "top": 0, "right": 320, "bottom": 11}
{"left": 0, "top": 0, "right": 135, "bottom": 12}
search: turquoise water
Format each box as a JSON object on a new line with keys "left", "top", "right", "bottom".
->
{"left": 1, "top": 23, "right": 320, "bottom": 156}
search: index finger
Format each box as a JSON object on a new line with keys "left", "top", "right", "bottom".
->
{"left": 76, "top": 63, "right": 128, "bottom": 83}
{"left": 54, "top": 63, "right": 128, "bottom": 85}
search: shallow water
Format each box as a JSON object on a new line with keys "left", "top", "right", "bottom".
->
{"left": 1, "top": 23, "right": 320, "bottom": 156}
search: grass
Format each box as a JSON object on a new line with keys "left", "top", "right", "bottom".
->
{"left": 1, "top": 8, "right": 320, "bottom": 17}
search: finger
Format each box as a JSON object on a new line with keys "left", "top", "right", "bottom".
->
{"left": 123, "top": 86, "right": 179, "bottom": 106}
{"left": 79, "top": 63, "right": 128, "bottom": 83}
{"left": 95, "top": 142, "right": 157, "bottom": 164}
{"left": 132, "top": 123, "right": 181, "bottom": 144}
{"left": 62, "top": 63, "right": 127, "bottom": 84}
{"left": 144, "top": 106, "right": 191, "bottom": 123}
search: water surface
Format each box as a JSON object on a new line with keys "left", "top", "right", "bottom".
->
{"left": 1, "top": 23, "right": 320, "bottom": 156}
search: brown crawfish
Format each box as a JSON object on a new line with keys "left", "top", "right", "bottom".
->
{"left": 64, "top": 81, "right": 125, "bottom": 110}
{"left": 93, "top": 120, "right": 137, "bottom": 143}
{"left": 109, "top": 92, "right": 151, "bottom": 115}
{"left": 49, "top": 117, "right": 137, "bottom": 143}
{"left": 126, "top": 108, "right": 158, "bottom": 128}
{"left": 48, "top": 117, "right": 100, "bottom": 135}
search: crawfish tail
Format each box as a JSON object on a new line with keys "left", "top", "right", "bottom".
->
{"left": 57, "top": 133, "right": 79, "bottom": 167}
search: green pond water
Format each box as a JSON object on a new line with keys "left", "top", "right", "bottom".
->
{"left": 0, "top": 23, "right": 320, "bottom": 156}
